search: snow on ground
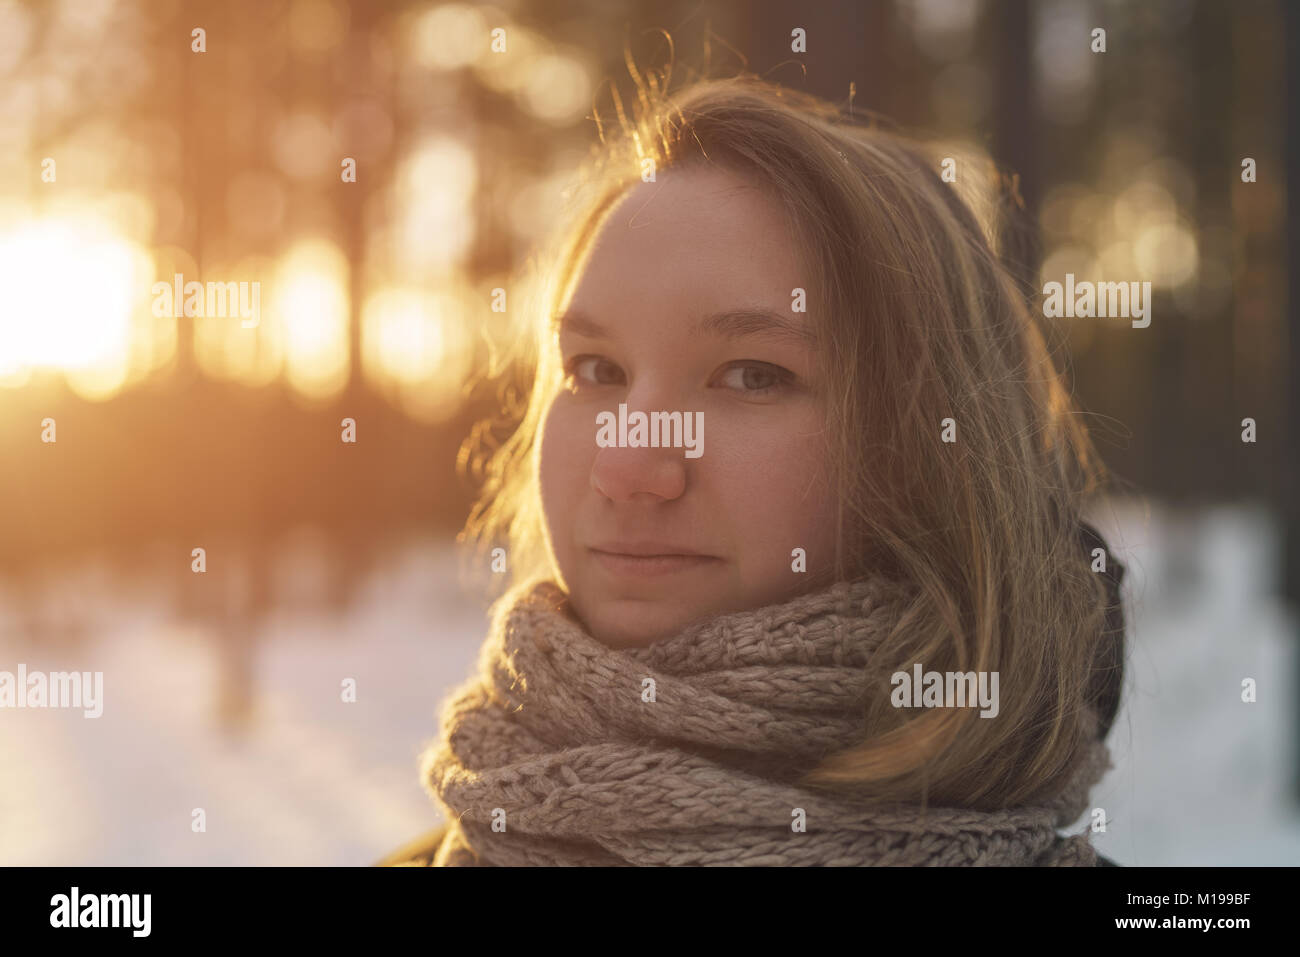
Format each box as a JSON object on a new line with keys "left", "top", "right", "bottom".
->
{"left": 1082, "top": 499, "right": 1300, "bottom": 865}
{"left": 1, "top": 500, "right": 1298, "bottom": 865}
{"left": 0, "top": 542, "right": 491, "bottom": 866}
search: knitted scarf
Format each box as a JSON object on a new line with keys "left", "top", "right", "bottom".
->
{"left": 419, "top": 577, "right": 1112, "bottom": 866}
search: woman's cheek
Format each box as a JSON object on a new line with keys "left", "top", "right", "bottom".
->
{"left": 715, "top": 404, "right": 826, "bottom": 495}
{"left": 727, "top": 408, "right": 834, "bottom": 556}
{"left": 539, "top": 399, "right": 590, "bottom": 536}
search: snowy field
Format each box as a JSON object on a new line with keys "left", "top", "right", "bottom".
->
{"left": 1, "top": 498, "right": 1298, "bottom": 866}
{"left": 1083, "top": 500, "right": 1300, "bottom": 866}
{"left": 0, "top": 544, "right": 492, "bottom": 866}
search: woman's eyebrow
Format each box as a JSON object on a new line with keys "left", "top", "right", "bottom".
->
{"left": 554, "top": 307, "right": 814, "bottom": 346}
{"left": 691, "top": 307, "right": 815, "bottom": 346}
{"left": 553, "top": 310, "right": 607, "bottom": 339}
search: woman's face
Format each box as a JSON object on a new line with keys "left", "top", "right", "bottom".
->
{"left": 539, "top": 165, "right": 839, "bottom": 647}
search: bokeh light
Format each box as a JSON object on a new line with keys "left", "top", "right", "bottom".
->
{"left": 0, "top": 213, "right": 152, "bottom": 398}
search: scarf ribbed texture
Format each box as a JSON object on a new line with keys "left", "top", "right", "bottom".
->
{"left": 419, "top": 577, "right": 1111, "bottom": 866}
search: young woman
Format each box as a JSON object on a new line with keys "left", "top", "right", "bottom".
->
{"left": 381, "top": 71, "right": 1127, "bottom": 866}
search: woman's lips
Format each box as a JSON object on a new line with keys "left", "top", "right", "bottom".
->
{"left": 588, "top": 548, "right": 722, "bottom": 577}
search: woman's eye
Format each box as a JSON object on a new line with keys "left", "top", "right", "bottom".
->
{"left": 716, "top": 362, "right": 792, "bottom": 396}
{"left": 565, "top": 355, "right": 624, "bottom": 389}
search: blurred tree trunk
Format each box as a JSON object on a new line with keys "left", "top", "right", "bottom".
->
{"left": 992, "top": 0, "right": 1040, "bottom": 295}
{"left": 1193, "top": 0, "right": 1234, "bottom": 498}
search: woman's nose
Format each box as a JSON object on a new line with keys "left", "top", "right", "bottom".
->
{"left": 589, "top": 389, "right": 692, "bottom": 502}
{"left": 590, "top": 440, "right": 688, "bottom": 502}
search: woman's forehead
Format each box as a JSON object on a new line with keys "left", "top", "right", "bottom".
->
{"left": 597, "top": 166, "right": 789, "bottom": 246}
{"left": 568, "top": 169, "right": 808, "bottom": 320}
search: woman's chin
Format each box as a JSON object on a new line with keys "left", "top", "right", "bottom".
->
{"left": 576, "top": 595, "right": 707, "bottom": 649}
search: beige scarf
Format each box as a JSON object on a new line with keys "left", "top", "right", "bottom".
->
{"left": 420, "top": 577, "right": 1111, "bottom": 866}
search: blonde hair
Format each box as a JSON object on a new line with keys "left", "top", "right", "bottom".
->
{"left": 457, "top": 63, "right": 1124, "bottom": 811}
